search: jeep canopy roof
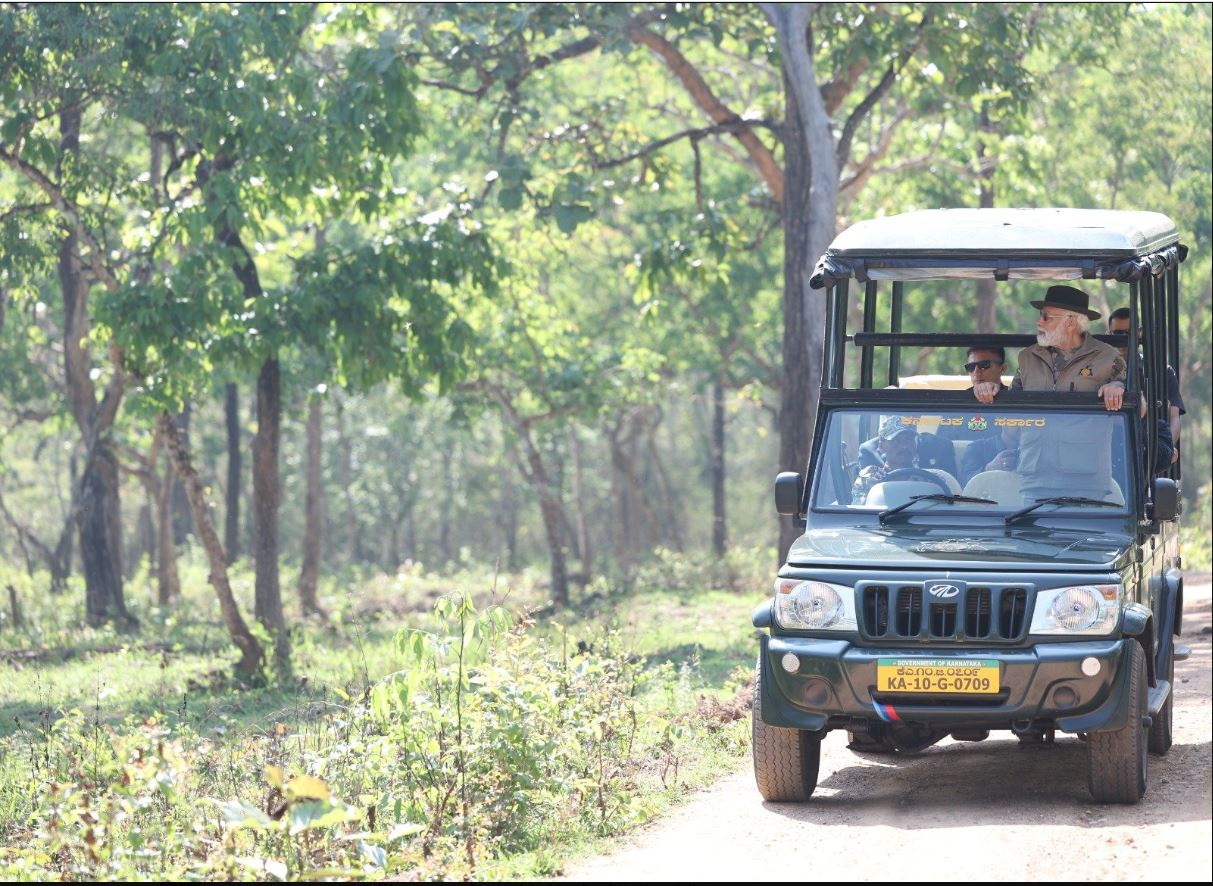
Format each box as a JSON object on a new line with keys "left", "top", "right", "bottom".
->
{"left": 810, "top": 208, "right": 1185, "bottom": 288}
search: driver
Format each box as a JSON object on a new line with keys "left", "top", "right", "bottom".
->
{"left": 852, "top": 416, "right": 920, "bottom": 504}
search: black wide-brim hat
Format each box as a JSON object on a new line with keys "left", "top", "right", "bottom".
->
{"left": 1030, "top": 285, "right": 1102, "bottom": 320}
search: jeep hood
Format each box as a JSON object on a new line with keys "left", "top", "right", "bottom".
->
{"left": 787, "top": 522, "right": 1133, "bottom": 571}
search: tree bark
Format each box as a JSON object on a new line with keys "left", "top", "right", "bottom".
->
{"left": 58, "top": 105, "right": 129, "bottom": 626}
{"left": 767, "top": 5, "right": 836, "bottom": 565}
{"left": 78, "top": 443, "right": 129, "bottom": 626}
{"left": 158, "top": 412, "right": 263, "bottom": 677}
{"left": 156, "top": 446, "right": 180, "bottom": 605}
{"left": 335, "top": 398, "right": 363, "bottom": 564}
{"left": 224, "top": 382, "right": 241, "bottom": 563}
{"left": 710, "top": 377, "right": 727, "bottom": 556}
{"left": 495, "top": 394, "right": 570, "bottom": 607}
{"left": 171, "top": 403, "right": 192, "bottom": 544}
{"left": 134, "top": 502, "right": 154, "bottom": 579}
{"left": 298, "top": 395, "right": 325, "bottom": 617}
{"left": 198, "top": 154, "right": 288, "bottom": 675}
{"left": 499, "top": 446, "right": 519, "bottom": 571}
{"left": 568, "top": 425, "right": 593, "bottom": 582}
{"left": 645, "top": 422, "right": 684, "bottom": 551}
{"left": 253, "top": 357, "right": 289, "bottom": 674}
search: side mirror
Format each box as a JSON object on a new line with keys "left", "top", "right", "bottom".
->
{"left": 1151, "top": 477, "right": 1179, "bottom": 522}
{"left": 775, "top": 472, "right": 804, "bottom": 516}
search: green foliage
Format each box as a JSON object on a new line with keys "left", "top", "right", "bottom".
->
{"left": 1179, "top": 483, "right": 1213, "bottom": 574}
{"left": 0, "top": 573, "right": 752, "bottom": 880}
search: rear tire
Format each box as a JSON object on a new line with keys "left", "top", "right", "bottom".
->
{"left": 1087, "top": 642, "right": 1147, "bottom": 804}
{"left": 1148, "top": 642, "right": 1174, "bottom": 755}
{"left": 752, "top": 660, "right": 821, "bottom": 802}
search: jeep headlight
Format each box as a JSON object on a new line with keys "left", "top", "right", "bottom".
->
{"left": 1029, "top": 584, "right": 1120, "bottom": 635}
{"left": 774, "top": 579, "right": 857, "bottom": 631}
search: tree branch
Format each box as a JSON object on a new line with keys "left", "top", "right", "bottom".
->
{"left": 0, "top": 146, "right": 121, "bottom": 294}
{"left": 834, "top": 8, "right": 933, "bottom": 169}
{"left": 838, "top": 106, "right": 918, "bottom": 199}
{"left": 820, "top": 58, "right": 869, "bottom": 116}
{"left": 591, "top": 119, "right": 780, "bottom": 170}
{"left": 627, "top": 21, "right": 785, "bottom": 202}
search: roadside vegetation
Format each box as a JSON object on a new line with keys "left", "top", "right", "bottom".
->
{"left": 1, "top": 3, "right": 1208, "bottom": 880}
{"left": 0, "top": 553, "right": 764, "bottom": 880}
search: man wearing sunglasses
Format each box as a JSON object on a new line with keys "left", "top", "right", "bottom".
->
{"left": 972, "top": 285, "right": 1126, "bottom": 409}
{"left": 964, "top": 347, "right": 1008, "bottom": 393}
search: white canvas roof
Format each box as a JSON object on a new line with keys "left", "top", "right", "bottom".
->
{"left": 828, "top": 208, "right": 1178, "bottom": 257}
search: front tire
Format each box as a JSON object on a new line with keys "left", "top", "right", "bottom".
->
{"left": 752, "top": 659, "right": 821, "bottom": 802}
{"left": 1087, "top": 642, "right": 1147, "bottom": 804}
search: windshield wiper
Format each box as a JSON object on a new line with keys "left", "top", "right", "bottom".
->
{"left": 1005, "top": 496, "right": 1122, "bottom": 525}
{"left": 878, "top": 493, "right": 998, "bottom": 525}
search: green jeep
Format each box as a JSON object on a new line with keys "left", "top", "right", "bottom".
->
{"left": 753, "top": 208, "right": 1187, "bottom": 805}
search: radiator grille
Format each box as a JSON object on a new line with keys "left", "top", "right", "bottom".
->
{"left": 856, "top": 583, "right": 1031, "bottom": 642}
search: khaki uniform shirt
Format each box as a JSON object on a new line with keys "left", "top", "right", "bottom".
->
{"left": 1011, "top": 334, "right": 1127, "bottom": 393}
{"left": 1012, "top": 334, "right": 1126, "bottom": 503}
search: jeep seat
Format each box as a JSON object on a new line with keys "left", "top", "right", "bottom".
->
{"left": 962, "top": 470, "right": 1023, "bottom": 506}
{"left": 864, "top": 480, "right": 942, "bottom": 508}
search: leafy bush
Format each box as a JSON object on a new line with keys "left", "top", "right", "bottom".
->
{"left": 1180, "top": 482, "right": 1212, "bottom": 573}
{"left": 0, "top": 592, "right": 748, "bottom": 880}
{"left": 631, "top": 544, "right": 776, "bottom": 596}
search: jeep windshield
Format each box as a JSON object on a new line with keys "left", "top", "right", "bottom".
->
{"left": 810, "top": 407, "right": 1132, "bottom": 515}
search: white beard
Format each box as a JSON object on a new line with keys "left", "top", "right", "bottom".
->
{"left": 1037, "top": 325, "right": 1067, "bottom": 348}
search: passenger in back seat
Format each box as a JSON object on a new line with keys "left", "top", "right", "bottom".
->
{"left": 960, "top": 424, "right": 1022, "bottom": 485}
{"left": 940, "top": 347, "right": 1008, "bottom": 447}
{"left": 963, "top": 346, "right": 1008, "bottom": 396}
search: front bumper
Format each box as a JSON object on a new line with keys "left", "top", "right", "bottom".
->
{"left": 759, "top": 633, "right": 1134, "bottom": 735}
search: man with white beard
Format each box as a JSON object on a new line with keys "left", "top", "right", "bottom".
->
{"left": 970, "top": 286, "right": 1128, "bottom": 504}
{"left": 971, "top": 286, "right": 1126, "bottom": 407}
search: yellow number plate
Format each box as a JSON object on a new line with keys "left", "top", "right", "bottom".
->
{"left": 877, "top": 658, "right": 1000, "bottom": 694}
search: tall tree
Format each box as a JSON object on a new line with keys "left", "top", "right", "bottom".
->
{"left": 404, "top": 3, "right": 1068, "bottom": 561}
{"left": 0, "top": 6, "right": 164, "bottom": 624}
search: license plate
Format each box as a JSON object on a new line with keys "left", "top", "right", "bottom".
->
{"left": 877, "top": 658, "right": 1000, "bottom": 694}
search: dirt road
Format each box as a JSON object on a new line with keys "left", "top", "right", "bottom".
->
{"left": 564, "top": 576, "right": 1212, "bottom": 882}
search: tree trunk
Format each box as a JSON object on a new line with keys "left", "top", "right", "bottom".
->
{"left": 134, "top": 502, "right": 154, "bottom": 579}
{"left": 253, "top": 357, "right": 289, "bottom": 674}
{"left": 224, "top": 382, "right": 241, "bottom": 563}
{"left": 568, "top": 425, "right": 593, "bottom": 582}
{"left": 156, "top": 446, "right": 180, "bottom": 605}
{"left": 497, "top": 397, "right": 570, "bottom": 607}
{"left": 171, "top": 403, "right": 192, "bottom": 544}
{"left": 499, "top": 445, "right": 519, "bottom": 571}
{"left": 58, "top": 105, "right": 129, "bottom": 626}
{"left": 200, "top": 165, "right": 289, "bottom": 674}
{"left": 78, "top": 442, "right": 129, "bottom": 626}
{"left": 298, "top": 395, "right": 325, "bottom": 617}
{"left": 644, "top": 421, "right": 684, "bottom": 551}
{"left": 710, "top": 377, "right": 727, "bottom": 556}
{"left": 158, "top": 412, "right": 263, "bottom": 677}
{"left": 770, "top": 7, "right": 837, "bottom": 565}
{"left": 334, "top": 397, "right": 363, "bottom": 564}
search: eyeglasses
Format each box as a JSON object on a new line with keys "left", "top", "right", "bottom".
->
{"left": 965, "top": 359, "right": 1001, "bottom": 372}
{"left": 1038, "top": 310, "right": 1066, "bottom": 323}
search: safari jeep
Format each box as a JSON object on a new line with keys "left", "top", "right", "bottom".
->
{"left": 752, "top": 209, "right": 1187, "bottom": 805}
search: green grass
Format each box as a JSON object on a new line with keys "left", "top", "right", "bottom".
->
{"left": 0, "top": 550, "right": 761, "bottom": 880}
{"left": 1180, "top": 483, "right": 1213, "bottom": 572}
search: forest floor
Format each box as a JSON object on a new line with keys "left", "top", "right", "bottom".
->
{"left": 562, "top": 574, "right": 1213, "bottom": 883}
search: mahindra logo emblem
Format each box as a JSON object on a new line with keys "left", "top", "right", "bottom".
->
{"left": 928, "top": 583, "right": 960, "bottom": 599}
